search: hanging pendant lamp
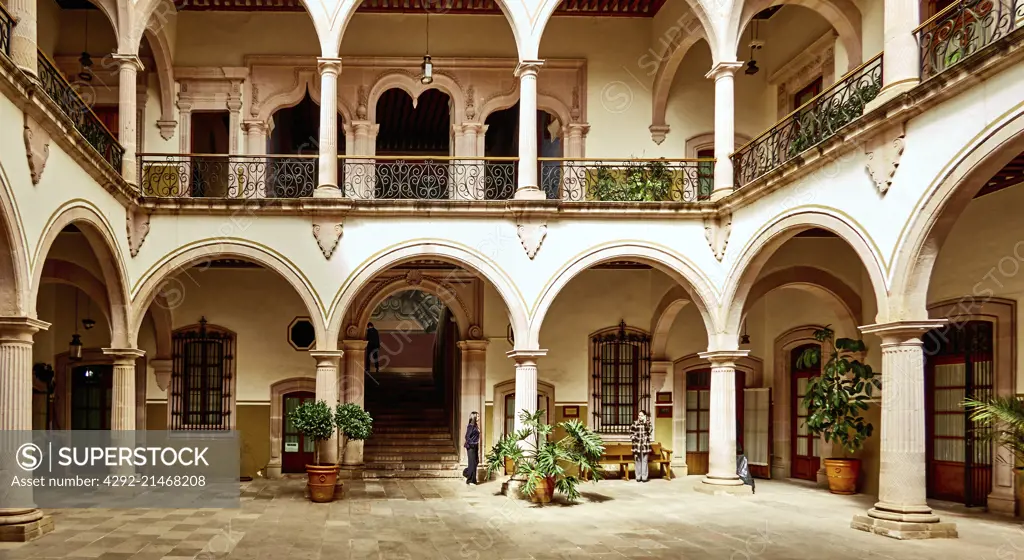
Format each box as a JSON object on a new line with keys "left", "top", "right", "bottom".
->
{"left": 421, "top": 8, "right": 433, "bottom": 85}
{"left": 69, "top": 290, "right": 83, "bottom": 361}
{"left": 78, "top": 12, "right": 94, "bottom": 81}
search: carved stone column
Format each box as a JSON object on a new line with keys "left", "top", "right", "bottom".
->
{"left": 508, "top": 350, "right": 546, "bottom": 448}
{"left": 706, "top": 62, "right": 743, "bottom": 202}
{"left": 9, "top": 0, "right": 37, "bottom": 76}
{"left": 176, "top": 99, "right": 193, "bottom": 196}
{"left": 0, "top": 317, "right": 53, "bottom": 542}
{"left": 879, "top": 0, "right": 921, "bottom": 102}
{"left": 852, "top": 321, "right": 957, "bottom": 539}
{"left": 242, "top": 120, "right": 269, "bottom": 197}
{"left": 113, "top": 55, "right": 144, "bottom": 185}
{"left": 649, "top": 360, "right": 672, "bottom": 443}
{"left": 311, "top": 350, "right": 344, "bottom": 465}
{"left": 102, "top": 348, "right": 145, "bottom": 430}
{"left": 514, "top": 60, "right": 545, "bottom": 200}
{"left": 695, "top": 349, "right": 751, "bottom": 495}
{"left": 315, "top": 58, "right": 342, "bottom": 198}
{"left": 457, "top": 340, "right": 488, "bottom": 467}
{"left": 346, "top": 121, "right": 377, "bottom": 199}
{"left": 341, "top": 340, "right": 367, "bottom": 466}
{"left": 670, "top": 368, "right": 688, "bottom": 475}
{"left": 453, "top": 123, "right": 486, "bottom": 200}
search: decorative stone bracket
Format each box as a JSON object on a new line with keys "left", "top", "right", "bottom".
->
{"left": 517, "top": 221, "right": 547, "bottom": 260}
{"left": 156, "top": 120, "right": 177, "bottom": 141}
{"left": 312, "top": 217, "right": 344, "bottom": 259}
{"left": 24, "top": 114, "right": 51, "bottom": 185}
{"left": 703, "top": 213, "right": 732, "bottom": 262}
{"left": 649, "top": 124, "right": 671, "bottom": 145}
{"left": 127, "top": 206, "right": 151, "bottom": 257}
{"left": 864, "top": 121, "right": 906, "bottom": 195}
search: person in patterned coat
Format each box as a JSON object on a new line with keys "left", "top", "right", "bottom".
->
{"left": 630, "top": 410, "right": 653, "bottom": 483}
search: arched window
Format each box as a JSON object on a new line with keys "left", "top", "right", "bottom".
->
{"left": 590, "top": 321, "right": 651, "bottom": 434}
{"left": 171, "top": 318, "right": 235, "bottom": 430}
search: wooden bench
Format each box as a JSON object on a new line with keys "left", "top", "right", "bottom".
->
{"left": 585, "top": 443, "right": 674, "bottom": 480}
{"left": 650, "top": 443, "right": 674, "bottom": 480}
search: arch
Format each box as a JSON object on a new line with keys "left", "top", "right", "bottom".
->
{"left": 368, "top": 75, "right": 465, "bottom": 124}
{"left": 257, "top": 70, "right": 355, "bottom": 124}
{"left": 0, "top": 162, "right": 29, "bottom": 317}
{"left": 129, "top": 240, "right": 328, "bottom": 351}
{"left": 744, "top": 266, "right": 862, "bottom": 334}
{"left": 477, "top": 87, "right": 574, "bottom": 129}
{"left": 650, "top": 285, "right": 691, "bottom": 359}
{"left": 733, "top": 0, "right": 862, "bottom": 70}
{"left": 266, "top": 376, "right": 317, "bottom": 478}
{"left": 651, "top": 37, "right": 708, "bottom": 140}
{"left": 327, "top": 240, "right": 529, "bottom": 351}
{"left": 531, "top": 242, "right": 719, "bottom": 350}
{"left": 891, "top": 108, "right": 1024, "bottom": 320}
{"left": 353, "top": 280, "right": 474, "bottom": 341}
{"left": 721, "top": 210, "right": 887, "bottom": 337}
{"left": 40, "top": 260, "right": 112, "bottom": 324}
{"left": 142, "top": 26, "right": 176, "bottom": 128}
{"left": 144, "top": 296, "right": 173, "bottom": 359}
{"left": 31, "top": 203, "right": 131, "bottom": 348}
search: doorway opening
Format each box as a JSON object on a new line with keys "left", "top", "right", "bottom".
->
{"left": 282, "top": 390, "right": 316, "bottom": 473}
{"left": 791, "top": 343, "right": 820, "bottom": 482}
{"left": 71, "top": 364, "right": 113, "bottom": 430}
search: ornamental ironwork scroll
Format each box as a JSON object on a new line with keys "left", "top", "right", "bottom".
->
{"left": 540, "top": 158, "right": 709, "bottom": 201}
{"left": 342, "top": 157, "right": 517, "bottom": 200}
{"left": 917, "top": 0, "right": 1024, "bottom": 81}
{"left": 139, "top": 154, "right": 316, "bottom": 198}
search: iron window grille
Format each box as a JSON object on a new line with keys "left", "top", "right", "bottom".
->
{"left": 591, "top": 320, "right": 651, "bottom": 434}
{"left": 171, "top": 317, "right": 234, "bottom": 430}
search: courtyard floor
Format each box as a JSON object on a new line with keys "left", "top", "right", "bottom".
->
{"left": 0, "top": 476, "right": 1018, "bottom": 559}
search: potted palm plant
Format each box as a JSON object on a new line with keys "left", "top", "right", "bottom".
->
{"left": 964, "top": 396, "right": 1024, "bottom": 474}
{"left": 485, "top": 409, "right": 604, "bottom": 504}
{"left": 335, "top": 402, "right": 373, "bottom": 466}
{"left": 288, "top": 399, "right": 338, "bottom": 503}
{"left": 797, "top": 326, "right": 880, "bottom": 494}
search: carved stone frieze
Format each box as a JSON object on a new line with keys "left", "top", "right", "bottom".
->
{"left": 865, "top": 122, "right": 907, "bottom": 195}
{"left": 517, "top": 222, "right": 547, "bottom": 260}
{"left": 312, "top": 218, "right": 343, "bottom": 259}
{"left": 703, "top": 213, "right": 732, "bottom": 262}
{"left": 23, "top": 114, "right": 50, "bottom": 185}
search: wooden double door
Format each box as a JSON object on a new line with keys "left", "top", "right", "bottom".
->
{"left": 282, "top": 391, "right": 316, "bottom": 473}
{"left": 925, "top": 320, "right": 994, "bottom": 507}
{"left": 685, "top": 369, "right": 748, "bottom": 476}
{"left": 791, "top": 344, "right": 821, "bottom": 482}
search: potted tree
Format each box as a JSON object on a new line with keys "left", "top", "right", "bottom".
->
{"left": 485, "top": 409, "right": 604, "bottom": 504}
{"left": 797, "top": 326, "right": 880, "bottom": 495}
{"left": 964, "top": 396, "right": 1024, "bottom": 475}
{"left": 335, "top": 402, "right": 373, "bottom": 466}
{"left": 288, "top": 399, "right": 338, "bottom": 503}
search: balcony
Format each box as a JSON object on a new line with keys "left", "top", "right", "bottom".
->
{"left": 916, "top": 0, "right": 1024, "bottom": 80}
{"left": 731, "top": 54, "right": 883, "bottom": 189}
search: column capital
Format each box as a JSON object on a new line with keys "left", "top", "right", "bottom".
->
{"left": 317, "top": 57, "right": 343, "bottom": 76}
{"left": 102, "top": 348, "right": 146, "bottom": 365}
{"left": 859, "top": 320, "right": 947, "bottom": 342}
{"left": 242, "top": 119, "right": 269, "bottom": 134}
{"left": 0, "top": 317, "right": 50, "bottom": 340}
{"left": 310, "top": 350, "right": 345, "bottom": 366}
{"left": 506, "top": 349, "right": 547, "bottom": 365}
{"left": 457, "top": 339, "right": 489, "bottom": 352}
{"left": 342, "top": 339, "right": 368, "bottom": 352}
{"left": 698, "top": 349, "right": 749, "bottom": 367}
{"left": 514, "top": 59, "right": 544, "bottom": 78}
{"left": 705, "top": 61, "right": 743, "bottom": 80}
{"left": 112, "top": 53, "right": 144, "bottom": 73}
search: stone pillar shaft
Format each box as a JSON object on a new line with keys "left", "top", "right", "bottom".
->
{"left": 113, "top": 55, "right": 144, "bottom": 185}
{"left": 514, "top": 61, "right": 544, "bottom": 200}
{"left": 882, "top": 0, "right": 921, "bottom": 92}
{"left": 9, "top": 0, "right": 37, "bottom": 76}
{"left": 458, "top": 340, "right": 488, "bottom": 465}
{"left": 242, "top": 120, "right": 269, "bottom": 197}
{"left": 707, "top": 62, "right": 742, "bottom": 201}
{"left": 103, "top": 348, "right": 145, "bottom": 431}
{"left": 508, "top": 350, "right": 546, "bottom": 449}
{"left": 342, "top": 340, "right": 367, "bottom": 466}
{"left": 853, "top": 321, "right": 956, "bottom": 539}
{"left": 311, "top": 350, "right": 344, "bottom": 465}
{"left": 696, "top": 350, "right": 749, "bottom": 493}
{"left": 315, "top": 58, "right": 342, "bottom": 198}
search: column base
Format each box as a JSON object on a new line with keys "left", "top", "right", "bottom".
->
{"left": 851, "top": 515, "right": 957, "bottom": 540}
{"left": 313, "top": 185, "right": 342, "bottom": 198}
{"left": 987, "top": 490, "right": 1017, "bottom": 516}
{"left": 694, "top": 476, "right": 752, "bottom": 496}
{"left": 513, "top": 186, "right": 546, "bottom": 200}
{"left": 0, "top": 510, "right": 54, "bottom": 543}
{"left": 337, "top": 465, "right": 363, "bottom": 480}
{"left": 265, "top": 462, "right": 282, "bottom": 479}
{"left": 709, "top": 188, "right": 733, "bottom": 202}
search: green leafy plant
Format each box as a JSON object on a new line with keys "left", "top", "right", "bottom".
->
{"left": 964, "top": 397, "right": 1023, "bottom": 469}
{"left": 288, "top": 399, "right": 336, "bottom": 465}
{"left": 797, "top": 326, "right": 881, "bottom": 456}
{"left": 591, "top": 160, "right": 674, "bottom": 202}
{"left": 335, "top": 403, "right": 373, "bottom": 463}
{"left": 485, "top": 409, "right": 605, "bottom": 504}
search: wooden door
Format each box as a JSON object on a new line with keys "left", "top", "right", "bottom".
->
{"left": 926, "top": 321, "right": 994, "bottom": 507}
{"left": 71, "top": 365, "right": 113, "bottom": 430}
{"left": 791, "top": 344, "right": 820, "bottom": 482}
{"left": 92, "top": 105, "right": 119, "bottom": 140}
{"left": 282, "top": 391, "right": 316, "bottom": 473}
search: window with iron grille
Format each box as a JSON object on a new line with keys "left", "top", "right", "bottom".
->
{"left": 171, "top": 318, "right": 234, "bottom": 430}
{"left": 591, "top": 321, "right": 651, "bottom": 435}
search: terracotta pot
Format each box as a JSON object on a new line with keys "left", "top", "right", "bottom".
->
{"left": 504, "top": 457, "right": 514, "bottom": 476}
{"left": 823, "top": 458, "right": 860, "bottom": 495}
{"left": 530, "top": 476, "right": 556, "bottom": 504}
{"left": 306, "top": 464, "right": 339, "bottom": 503}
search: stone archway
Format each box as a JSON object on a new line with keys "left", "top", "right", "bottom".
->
{"left": 267, "top": 377, "right": 317, "bottom": 478}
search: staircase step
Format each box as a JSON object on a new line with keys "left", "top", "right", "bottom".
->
{"left": 364, "top": 460, "right": 461, "bottom": 470}
{"left": 373, "top": 426, "right": 451, "bottom": 434}
{"left": 365, "top": 453, "right": 461, "bottom": 462}
{"left": 369, "top": 433, "right": 453, "bottom": 441}
{"left": 364, "top": 442, "right": 456, "bottom": 451}
{"left": 360, "top": 469, "right": 465, "bottom": 479}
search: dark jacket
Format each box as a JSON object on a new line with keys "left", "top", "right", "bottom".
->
{"left": 366, "top": 326, "right": 380, "bottom": 353}
{"left": 630, "top": 418, "right": 652, "bottom": 456}
{"left": 464, "top": 423, "right": 480, "bottom": 449}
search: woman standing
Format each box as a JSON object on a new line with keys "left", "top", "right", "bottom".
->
{"left": 464, "top": 411, "right": 480, "bottom": 484}
{"left": 630, "top": 410, "right": 653, "bottom": 483}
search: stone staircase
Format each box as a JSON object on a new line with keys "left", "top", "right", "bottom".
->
{"left": 362, "top": 372, "right": 463, "bottom": 479}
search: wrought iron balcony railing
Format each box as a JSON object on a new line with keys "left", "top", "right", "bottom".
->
{"left": 342, "top": 156, "right": 518, "bottom": 200}
{"left": 539, "top": 158, "right": 711, "bottom": 202}
{"left": 731, "top": 53, "right": 883, "bottom": 188}
{"left": 36, "top": 51, "right": 124, "bottom": 174}
{"left": 916, "top": 0, "right": 1024, "bottom": 80}
{"left": 139, "top": 154, "right": 318, "bottom": 198}
{"left": 0, "top": 4, "right": 13, "bottom": 57}
{"left": 34, "top": 52, "right": 122, "bottom": 175}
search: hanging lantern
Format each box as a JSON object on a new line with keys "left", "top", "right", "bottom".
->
{"left": 78, "top": 13, "right": 93, "bottom": 81}
{"left": 420, "top": 55, "right": 433, "bottom": 85}
{"left": 69, "top": 333, "right": 84, "bottom": 360}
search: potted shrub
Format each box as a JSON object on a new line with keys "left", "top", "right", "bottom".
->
{"left": 797, "top": 326, "right": 880, "bottom": 495}
{"left": 288, "top": 399, "right": 338, "bottom": 503}
{"left": 964, "top": 396, "right": 1024, "bottom": 473}
{"left": 485, "top": 409, "right": 604, "bottom": 504}
{"left": 335, "top": 402, "right": 373, "bottom": 465}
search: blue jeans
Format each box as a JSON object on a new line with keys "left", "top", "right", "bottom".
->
{"left": 634, "top": 454, "right": 648, "bottom": 481}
